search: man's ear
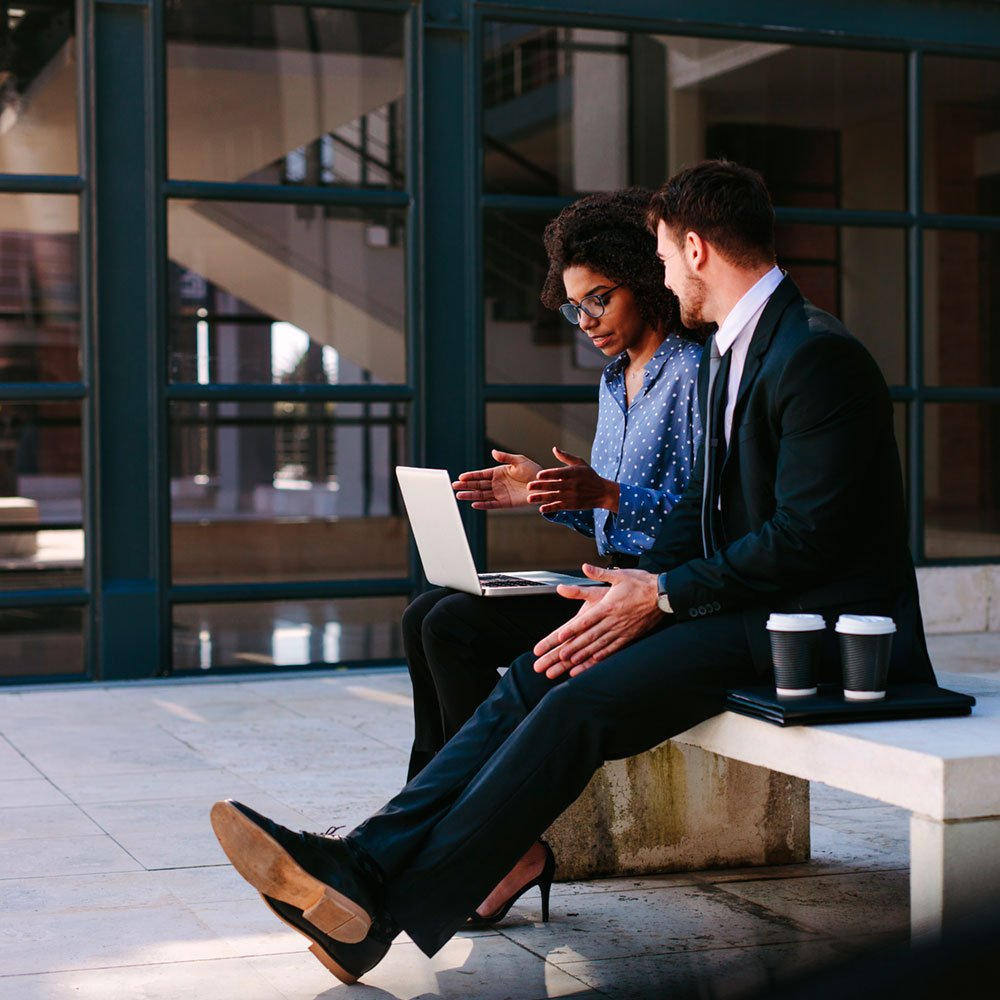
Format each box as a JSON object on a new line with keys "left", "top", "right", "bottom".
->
{"left": 686, "top": 231, "right": 708, "bottom": 271}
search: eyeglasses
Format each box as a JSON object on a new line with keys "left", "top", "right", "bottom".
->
{"left": 559, "top": 283, "right": 624, "bottom": 325}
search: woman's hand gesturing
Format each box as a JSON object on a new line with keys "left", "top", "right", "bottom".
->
{"left": 453, "top": 450, "right": 542, "bottom": 509}
{"left": 526, "top": 447, "right": 620, "bottom": 513}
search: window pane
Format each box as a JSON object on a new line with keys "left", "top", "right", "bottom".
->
{"left": 778, "top": 224, "right": 906, "bottom": 385}
{"left": 484, "top": 210, "right": 607, "bottom": 386}
{"left": 166, "top": 3, "right": 405, "bottom": 189}
{"left": 170, "top": 401, "right": 408, "bottom": 584}
{"left": 0, "top": 3, "right": 78, "bottom": 175}
{"left": 924, "top": 55, "right": 1000, "bottom": 215}
{"left": 484, "top": 402, "right": 599, "bottom": 572}
{"left": 171, "top": 597, "right": 405, "bottom": 671}
{"left": 0, "top": 606, "right": 85, "bottom": 678}
{"left": 0, "top": 194, "right": 81, "bottom": 383}
{"left": 167, "top": 201, "right": 406, "bottom": 385}
{"left": 924, "top": 403, "right": 1000, "bottom": 559}
{"left": 923, "top": 229, "right": 1000, "bottom": 387}
{"left": 483, "top": 25, "right": 905, "bottom": 210}
{"left": 0, "top": 401, "right": 83, "bottom": 590}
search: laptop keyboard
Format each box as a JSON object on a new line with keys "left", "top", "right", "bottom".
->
{"left": 478, "top": 574, "right": 548, "bottom": 588}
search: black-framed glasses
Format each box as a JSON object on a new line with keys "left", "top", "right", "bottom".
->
{"left": 559, "top": 283, "right": 624, "bottom": 325}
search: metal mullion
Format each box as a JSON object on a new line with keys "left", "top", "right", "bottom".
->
{"left": 906, "top": 47, "right": 924, "bottom": 564}
{"left": 164, "top": 179, "right": 410, "bottom": 208}
{"left": 0, "top": 383, "right": 88, "bottom": 400}
{"left": 151, "top": 0, "right": 173, "bottom": 680}
{"left": 166, "top": 384, "right": 413, "bottom": 403}
{"left": 168, "top": 656, "right": 404, "bottom": 679}
{"left": 484, "top": 384, "right": 599, "bottom": 403}
{"left": 921, "top": 213, "right": 1000, "bottom": 233}
{"left": 401, "top": 1, "right": 422, "bottom": 603}
{"left": 497, "top": 204, "right": 922, "bottom": 229}
{"left": 468, "top": 5, "right": 488, "bottom": 563}
{"left": 774, "top": 207, "right": 913, "bottom": 228}
{"left": 477, "top": 1, "right": 1000, "bottom": 55}
{"left": 0, "top": 175, "right": 85, "bottom": 194}
{"left": 170, "top": 578, "right": 412, "bottom": 605}
{"left": 224, "top": 0, "right": 411, "bottom": 11}
{"left": 920, "top": 388, "right": 1000, "bottom": 404}
{"left": 0, "top": 590, "right": 89, "bottom": 609}
{"left": 78, "top": 0, "right": 98, "bottom": 681}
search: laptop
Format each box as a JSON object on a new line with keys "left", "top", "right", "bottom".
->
{"left": 395, "top": 466, "right": 608, "bottom": 597}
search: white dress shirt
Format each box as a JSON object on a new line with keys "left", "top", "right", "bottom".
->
{"left": 713, "top": 265, "right": 784, "bottom": 444}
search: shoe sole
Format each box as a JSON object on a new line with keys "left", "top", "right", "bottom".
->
{"left": 209, "top": 801, "right": 371, "bottom": 944}
{"left": 259, "top": 894, "right": 359, "bottom": 985}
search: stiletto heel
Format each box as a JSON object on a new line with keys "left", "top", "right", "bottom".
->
{"left": 467, "top": 841, "right": 556, "bottom": 929}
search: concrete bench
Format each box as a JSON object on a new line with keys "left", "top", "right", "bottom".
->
{"left": 547, "top": 671, "right": 999, "bottom": 940}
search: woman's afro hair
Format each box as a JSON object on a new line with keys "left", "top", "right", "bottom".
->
{"left": 539, "top": 188, "right": 689, "bottom": 337}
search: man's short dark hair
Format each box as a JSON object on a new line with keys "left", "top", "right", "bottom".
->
{"left": 646, "top": 160, "right": 776, "bottom": 267}
{"left": 540, "top": 188, "right": 691, "bottom": 337}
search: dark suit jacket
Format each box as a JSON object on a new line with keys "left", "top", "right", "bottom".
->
{"left": 638, "top": 276, "right": 935, "bottom": 683}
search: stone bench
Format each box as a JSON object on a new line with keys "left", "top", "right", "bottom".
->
{"left": 547, "top": 671, "right": 998, "bottom": 939}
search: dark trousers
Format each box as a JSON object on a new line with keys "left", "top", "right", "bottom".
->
{"left": 402, "top": 588, "right": 576, "bottom": 778}
{"left": 350, "top": 611, "right": 758, "bottom": 957}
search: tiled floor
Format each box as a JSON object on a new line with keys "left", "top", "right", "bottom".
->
{"left": 0, "top": 635, "right": 992, "bottom": 1000}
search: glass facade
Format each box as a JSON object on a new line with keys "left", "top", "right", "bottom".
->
{"left": 1, "top": 0, "right": 999, "bottom": 681}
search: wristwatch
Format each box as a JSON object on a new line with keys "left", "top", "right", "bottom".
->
{"left": 656, "top": 573, "right": 673, "bottom": 614}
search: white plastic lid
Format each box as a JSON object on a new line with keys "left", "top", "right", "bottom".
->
{"left": 766, "top": 613, "right": 825, "bottom": 632}
{"left": 835, "top": 614, "right": 896, "bottom": 635}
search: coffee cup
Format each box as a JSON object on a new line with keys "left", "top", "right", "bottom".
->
{"left": 835, "top": 615, "right": 895, "bottom": 701}
{"left": 766, "top": 613, "right": 826, "bottom": 697}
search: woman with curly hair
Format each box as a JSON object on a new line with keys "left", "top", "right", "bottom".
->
{"left": 402, "top": 188, "right": 704, "bottom": 922}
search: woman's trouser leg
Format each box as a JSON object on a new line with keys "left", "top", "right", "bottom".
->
{"left": 402, "top": 589, "right": 573, "bottom": 779}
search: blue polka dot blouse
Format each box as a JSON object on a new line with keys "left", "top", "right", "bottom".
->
{"left": 545, "top": 333, "right": 702, "bottom": 556}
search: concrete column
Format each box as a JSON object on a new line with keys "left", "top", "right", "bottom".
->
{"left": 545, "top": 741, "right": 810, "bottom": 880}
{"left": 910, "top": 813, "right": 1000, "bottom": 939}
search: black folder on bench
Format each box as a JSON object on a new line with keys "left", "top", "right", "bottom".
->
{"left": 725, "top": 683, "right": 975, "bottom": 727}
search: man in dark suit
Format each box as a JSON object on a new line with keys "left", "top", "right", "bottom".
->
{"left": 209, "top": 160, "right": 934, "bottom": 984}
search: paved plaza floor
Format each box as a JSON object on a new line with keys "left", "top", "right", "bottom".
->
{"left": 0, "top": 633, "right": 997, "bottom": 1000}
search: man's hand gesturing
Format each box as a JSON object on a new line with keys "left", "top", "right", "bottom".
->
{"left": 533, "top": 564, "right": 664, "bottom": 678}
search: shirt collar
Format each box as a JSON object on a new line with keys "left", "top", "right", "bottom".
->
{"left": 714, "top": 265, "right": 783, "bottom": 356}
{"left": 604, "top": 334, "right": 684, "bottom": 382}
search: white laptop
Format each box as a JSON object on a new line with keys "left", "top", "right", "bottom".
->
{"left": 395, "top": 466, "right": 607, "bottom": 597}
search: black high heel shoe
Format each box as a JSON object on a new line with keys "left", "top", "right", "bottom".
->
{"left": 466, "top": 841, "right": 555, "bottom": 929}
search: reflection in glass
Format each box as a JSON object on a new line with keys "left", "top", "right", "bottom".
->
{"left": 166, "top": 3, "right": 405, "bottom": 188}
{"left": 777, "top": 224, "right": 905, "bottom": 385}
{"left": 0, "top": 605, "right": 84, "bottom": 677}
{"left": 170, "top": 401, "right": 407, "bottom": 584}
{"left": 924, "top": 229, "right": 1000, "bottom": 387}
{"left": 924, "top": 404, "right": 1000, "bottom": 559}
{"left": 924, "top": 55, "right": 1000, "bottom": 215}
{"left": 484, "top": 210, "right": 606, "bottom": 386}
{"left": 0, "top": 3, "right": 78, "bottom": 175}
{"left": 0, "top": 401, "right": 82, "bottom": 589}
{"left": 483, "top": 25, "right": 905, "bottom": 209}
{"left": 171, "top": 597, "right": 405, "bottom": 670}
{"left": 0, "top": 194, "right": 80, "bottom": 383}
{"left": 167, "top": 202, "right": 406, "bottom": 385}
{"left": 484, "top": 402, "right": 599, "bottom": 572}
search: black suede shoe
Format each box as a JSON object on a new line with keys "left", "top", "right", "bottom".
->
{"left": 260, "top": 893, "right": 392, "bottom": 984}
{"left": 210, "top": 799, "right": 380, "bottom": 943}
